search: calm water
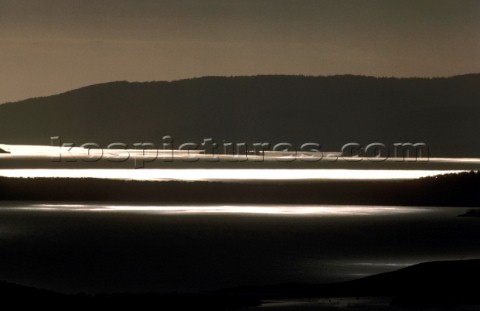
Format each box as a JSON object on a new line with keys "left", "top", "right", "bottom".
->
{"left": 0, "top": 202, "right": 479, "bottom": 294}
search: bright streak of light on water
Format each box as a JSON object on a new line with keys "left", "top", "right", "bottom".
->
{"left": 10, "top": 204, "right": 431, "bottom": 216}
{"left": 0, "top": 168, "right": 467, "bottom": 180}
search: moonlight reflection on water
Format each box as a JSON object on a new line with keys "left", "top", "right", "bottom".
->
{"left": 0, "top": 168, "right": 467, "bottom": 180}
{"left": 0, "top": 202, "right": 478, "bottom": 293}
{"left": 9, "top": 204, "right": 431, "bottom": 216}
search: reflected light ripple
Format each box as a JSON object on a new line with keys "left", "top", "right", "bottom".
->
{"left": 0, "top": 169, "right": 467, "bottom": 180}
{"left": 11, "top": 204, "right": 431, "bottom": 216}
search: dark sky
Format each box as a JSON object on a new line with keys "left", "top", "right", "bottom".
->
{"left": 0, "top": 0, "right": 479, "bottom": 103}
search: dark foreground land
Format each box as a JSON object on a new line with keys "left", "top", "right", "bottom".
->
{"left": 1, "top": 171, "right": 480, "bottom": 206}
{"left": 1, "top": 259, "right": 480, "bottom": 310}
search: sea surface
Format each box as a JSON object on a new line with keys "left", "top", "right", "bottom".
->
{"left": 0, "top": 203, "right": 479, "bottom": 294}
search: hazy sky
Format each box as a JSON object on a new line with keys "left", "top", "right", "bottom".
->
{"left": 1, "top": 0, "right": 479, "bottom": 103}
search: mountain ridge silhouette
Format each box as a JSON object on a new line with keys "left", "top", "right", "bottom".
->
{"left": 1, "top": 74, "right": 479, "bottom": 156}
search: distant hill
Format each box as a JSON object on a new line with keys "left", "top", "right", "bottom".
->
{"left": 1, "top": 74, "right": 479, "bottom": 156}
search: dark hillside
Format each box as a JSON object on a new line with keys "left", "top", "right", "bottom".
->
{"left": 1, "top": 75, "right": 479, "bottom": 156}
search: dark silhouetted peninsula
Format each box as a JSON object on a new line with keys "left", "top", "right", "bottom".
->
{"left": 1, "top": 171, "right": 479, "bottom": 206}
